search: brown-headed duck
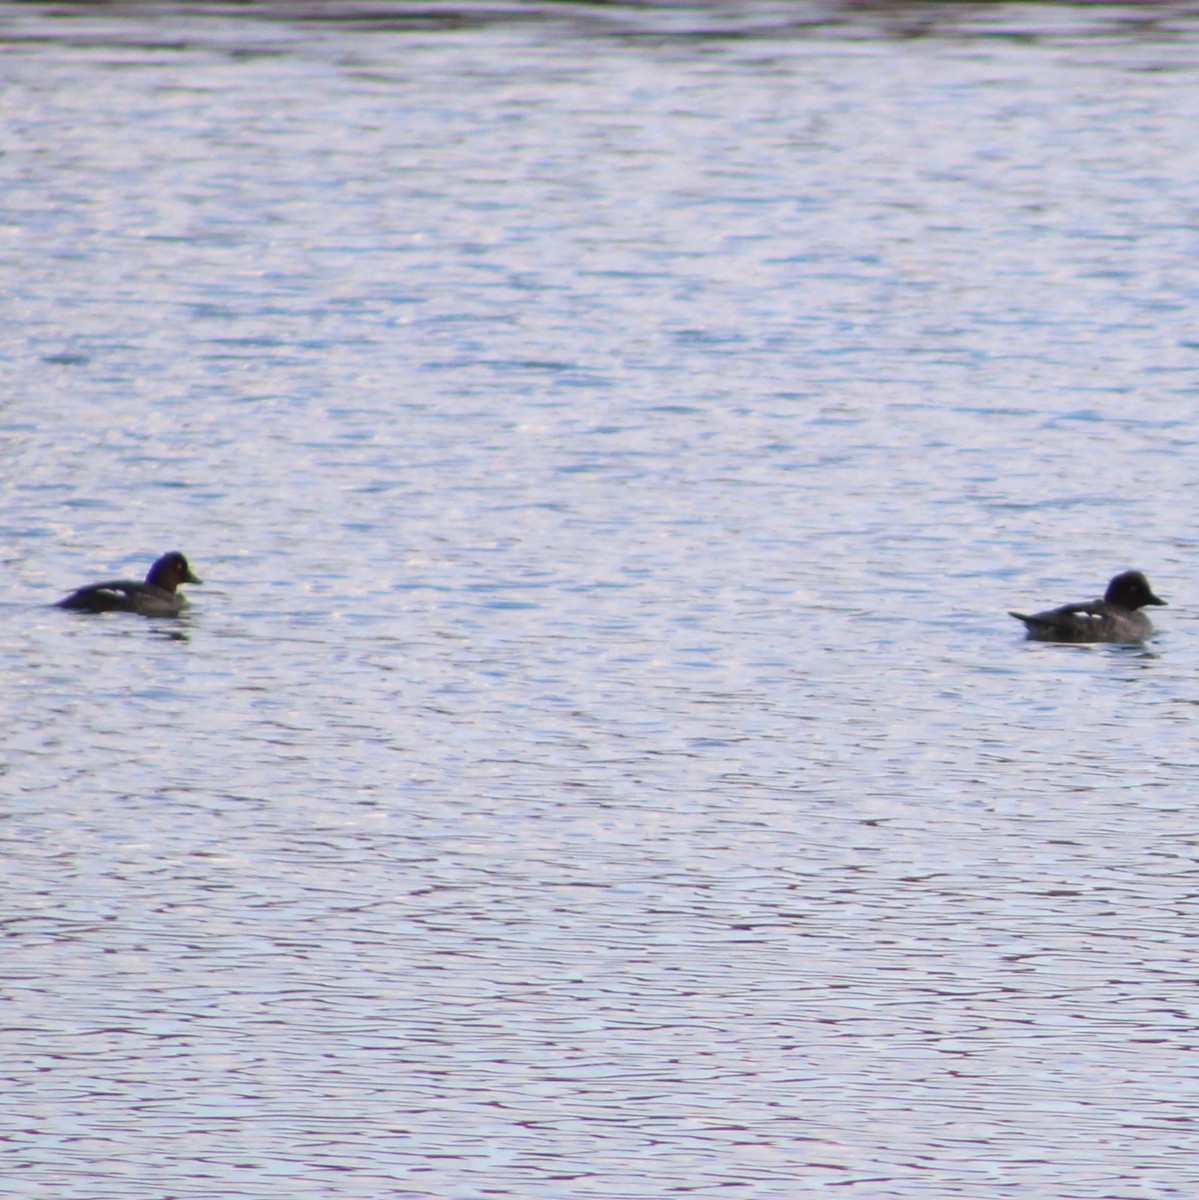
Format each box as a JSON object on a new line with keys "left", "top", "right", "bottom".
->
{"left": 57, "top": 551, "right": 202, "bottom": 617}
{"left": 1010, "top": 570, "right": 1165, "bottom": 643}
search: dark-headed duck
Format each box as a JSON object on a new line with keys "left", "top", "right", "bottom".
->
{"left": 1010, "top": 570, "right": 1165, "bottom": 643}
{"left": 57, "top": 551, "right": 202, "bottom": 617}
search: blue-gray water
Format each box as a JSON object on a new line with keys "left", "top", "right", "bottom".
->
{"left": 4, "top": 3, "right": 1199, "bottom": 1197}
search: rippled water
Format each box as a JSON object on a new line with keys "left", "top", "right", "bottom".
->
{"left": 4, "top": 2, "right": 1199, "bottom": 1197}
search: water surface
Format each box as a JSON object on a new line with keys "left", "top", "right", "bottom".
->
{"left": 3, "top": 3, "right": 1199, "bottom": 1197}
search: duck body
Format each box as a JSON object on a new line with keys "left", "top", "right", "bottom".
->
{"left": 1009, "top": 570, "right": 1165, "bottom": 643}
{"left": 57, "top": 551, "right": 202, "bottom": 617}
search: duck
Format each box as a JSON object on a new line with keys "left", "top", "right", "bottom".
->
{"left": 57, "top": 551, "right": 202, "bottom": 617}
{"left": 1009, "top": 570, "right": 1165, "bottom": 643}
